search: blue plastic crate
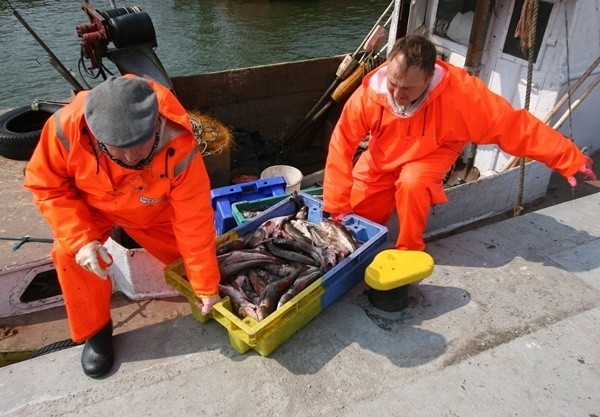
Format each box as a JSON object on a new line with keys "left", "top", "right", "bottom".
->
{"left": 210, "top": 176, "right": 287, "bottom": 235}
{"left": 229, "top": 192, "right": 388, "bottom": 310}
{"left": 319, "top": 215, "right": 386, "bottom": 308}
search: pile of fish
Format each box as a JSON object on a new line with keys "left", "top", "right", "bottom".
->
{"left": 216, "top": 196, "right": 361, "bottom": 322}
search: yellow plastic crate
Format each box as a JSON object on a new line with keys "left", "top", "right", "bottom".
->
{"left": 164, "top": 259, "right": 211, "bottom": 324}
{"left": 164, "top": 192, "right": 387, "bottom": 356}
{"left": 165, "top": 261, "right": 325, "bottom": 356}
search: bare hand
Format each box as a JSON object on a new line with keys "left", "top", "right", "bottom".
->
{"left": 196, "top": 294, "right": 222, "bottom": 315}
{"left": 566, "top": 155, "right": 596, "bottom": 187}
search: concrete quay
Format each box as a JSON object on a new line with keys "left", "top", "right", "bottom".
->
{"left": 0, "top": 191, "right": 598, "bottom": 416}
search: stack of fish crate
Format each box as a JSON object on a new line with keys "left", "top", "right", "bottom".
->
{"left": 210, "top": 176, "right": 287, "bottom": 235}
{"left": 165, "top": 192, "right": 387, "bottom": 356}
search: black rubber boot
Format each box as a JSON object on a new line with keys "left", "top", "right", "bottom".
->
{"left": 81, "top": 321, "right": 114, "bottom": 378}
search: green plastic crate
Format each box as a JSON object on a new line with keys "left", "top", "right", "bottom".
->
{"left": 231, "top": 187, "right": 322, "bottom": 226}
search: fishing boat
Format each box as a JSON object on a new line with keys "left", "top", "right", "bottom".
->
{"left": 141, "top": 0, "right": 600, "bottom": 238}
{"left": 0, "top": 0, "right": 598, "bottom": 320}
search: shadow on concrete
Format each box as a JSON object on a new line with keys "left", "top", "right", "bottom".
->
{"left": 101, "top": 282, "right": 469, "bottom": 376}
{"left": 107, "top": 314, "right": 234, "bottom": 374}
{"left": 265, "top": 283, "right": 470, "bottom": 374}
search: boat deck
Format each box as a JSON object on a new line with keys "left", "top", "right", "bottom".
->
{"left": 1, "top": 171, "right": 599, "bottom": 415}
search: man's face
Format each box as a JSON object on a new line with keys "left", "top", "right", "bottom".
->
{"left": 104, "top": 138, "right": 156, "bottom": 167}
{"left": 386, "top": 55, "right": 432, "bottom": 106}
{"left": 101, "top": 119, "right": 160, "bottom": 168}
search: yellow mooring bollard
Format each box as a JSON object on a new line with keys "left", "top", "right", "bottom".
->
{"left": 364, "top": 249, "right": 434, "bottom": 311}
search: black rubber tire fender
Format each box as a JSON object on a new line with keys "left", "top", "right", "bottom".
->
{"left": 0, "top": 104, "right": 63, "bottom": 161}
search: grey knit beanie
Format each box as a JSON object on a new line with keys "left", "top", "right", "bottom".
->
{"left": 84, "top": 76, "right": 159, "bottom": 148}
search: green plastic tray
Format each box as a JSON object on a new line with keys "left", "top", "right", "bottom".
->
{"left": 231, "top": 187, "right": 322, "bottom": 226}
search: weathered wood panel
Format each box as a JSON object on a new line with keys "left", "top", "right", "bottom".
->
{"left": 172, "top": 56, "right": 343, "bottom": 145}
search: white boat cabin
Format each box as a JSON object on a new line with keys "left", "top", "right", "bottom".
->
{"left": 397, "top": 0, "right": 600, "bottom": 173}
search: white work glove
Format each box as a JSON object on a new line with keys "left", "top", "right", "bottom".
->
{"left": 195, "top": 294, "right": 222, "bottom": 315}
{"left": 75, "top": 240, "right": 113, "bottom": 280}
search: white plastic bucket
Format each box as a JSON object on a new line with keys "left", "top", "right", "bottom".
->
{"left": 261, "top": 165, "right": 303, "bottom": 193}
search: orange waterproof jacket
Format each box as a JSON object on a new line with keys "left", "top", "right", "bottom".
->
{"left": 24, "top": 74, "right": 220, "bottom": 296}
{"left": 323, "top": 59, "right": 586, "bottom": 214}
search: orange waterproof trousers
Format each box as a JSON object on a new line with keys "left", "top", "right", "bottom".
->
{"left": 350, "top": 147, "right": 457, "bottom": 251}
{"left": 52, "top": 219, "right": 182, "bottom": 342}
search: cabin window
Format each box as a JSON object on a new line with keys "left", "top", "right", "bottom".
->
{"left": 409, "top": 0, "right": 429, "bottom": 34}
{"left": 433, "top": 0, "right": 476, "bottom": 46}
{"left": 503, "top": 0, "right": 554, "bottom": 62}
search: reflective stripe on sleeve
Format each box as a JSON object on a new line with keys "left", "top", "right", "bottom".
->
{"left": 53, "top": 111, "right": 71, "bottom": 153}
{"left": 174, "top": 146, "right": 199, "bottom": 177}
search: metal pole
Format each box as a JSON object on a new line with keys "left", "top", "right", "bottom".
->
{"left": 6, "top": 0, "right": 85, "bottom": 92}
{"left": 460, "top": 0, "right": 495, "bottom": 180}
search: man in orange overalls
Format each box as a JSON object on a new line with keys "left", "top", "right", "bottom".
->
{"left": 24, "top": 75, "right": 221, "bottom": 378}
{"left": 323, "top": 35, "right": 596, "bottom": 251}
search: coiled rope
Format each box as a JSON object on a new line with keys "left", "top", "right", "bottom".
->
{"left": 188, "top": 110, "right": 234, "bottom": 156}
